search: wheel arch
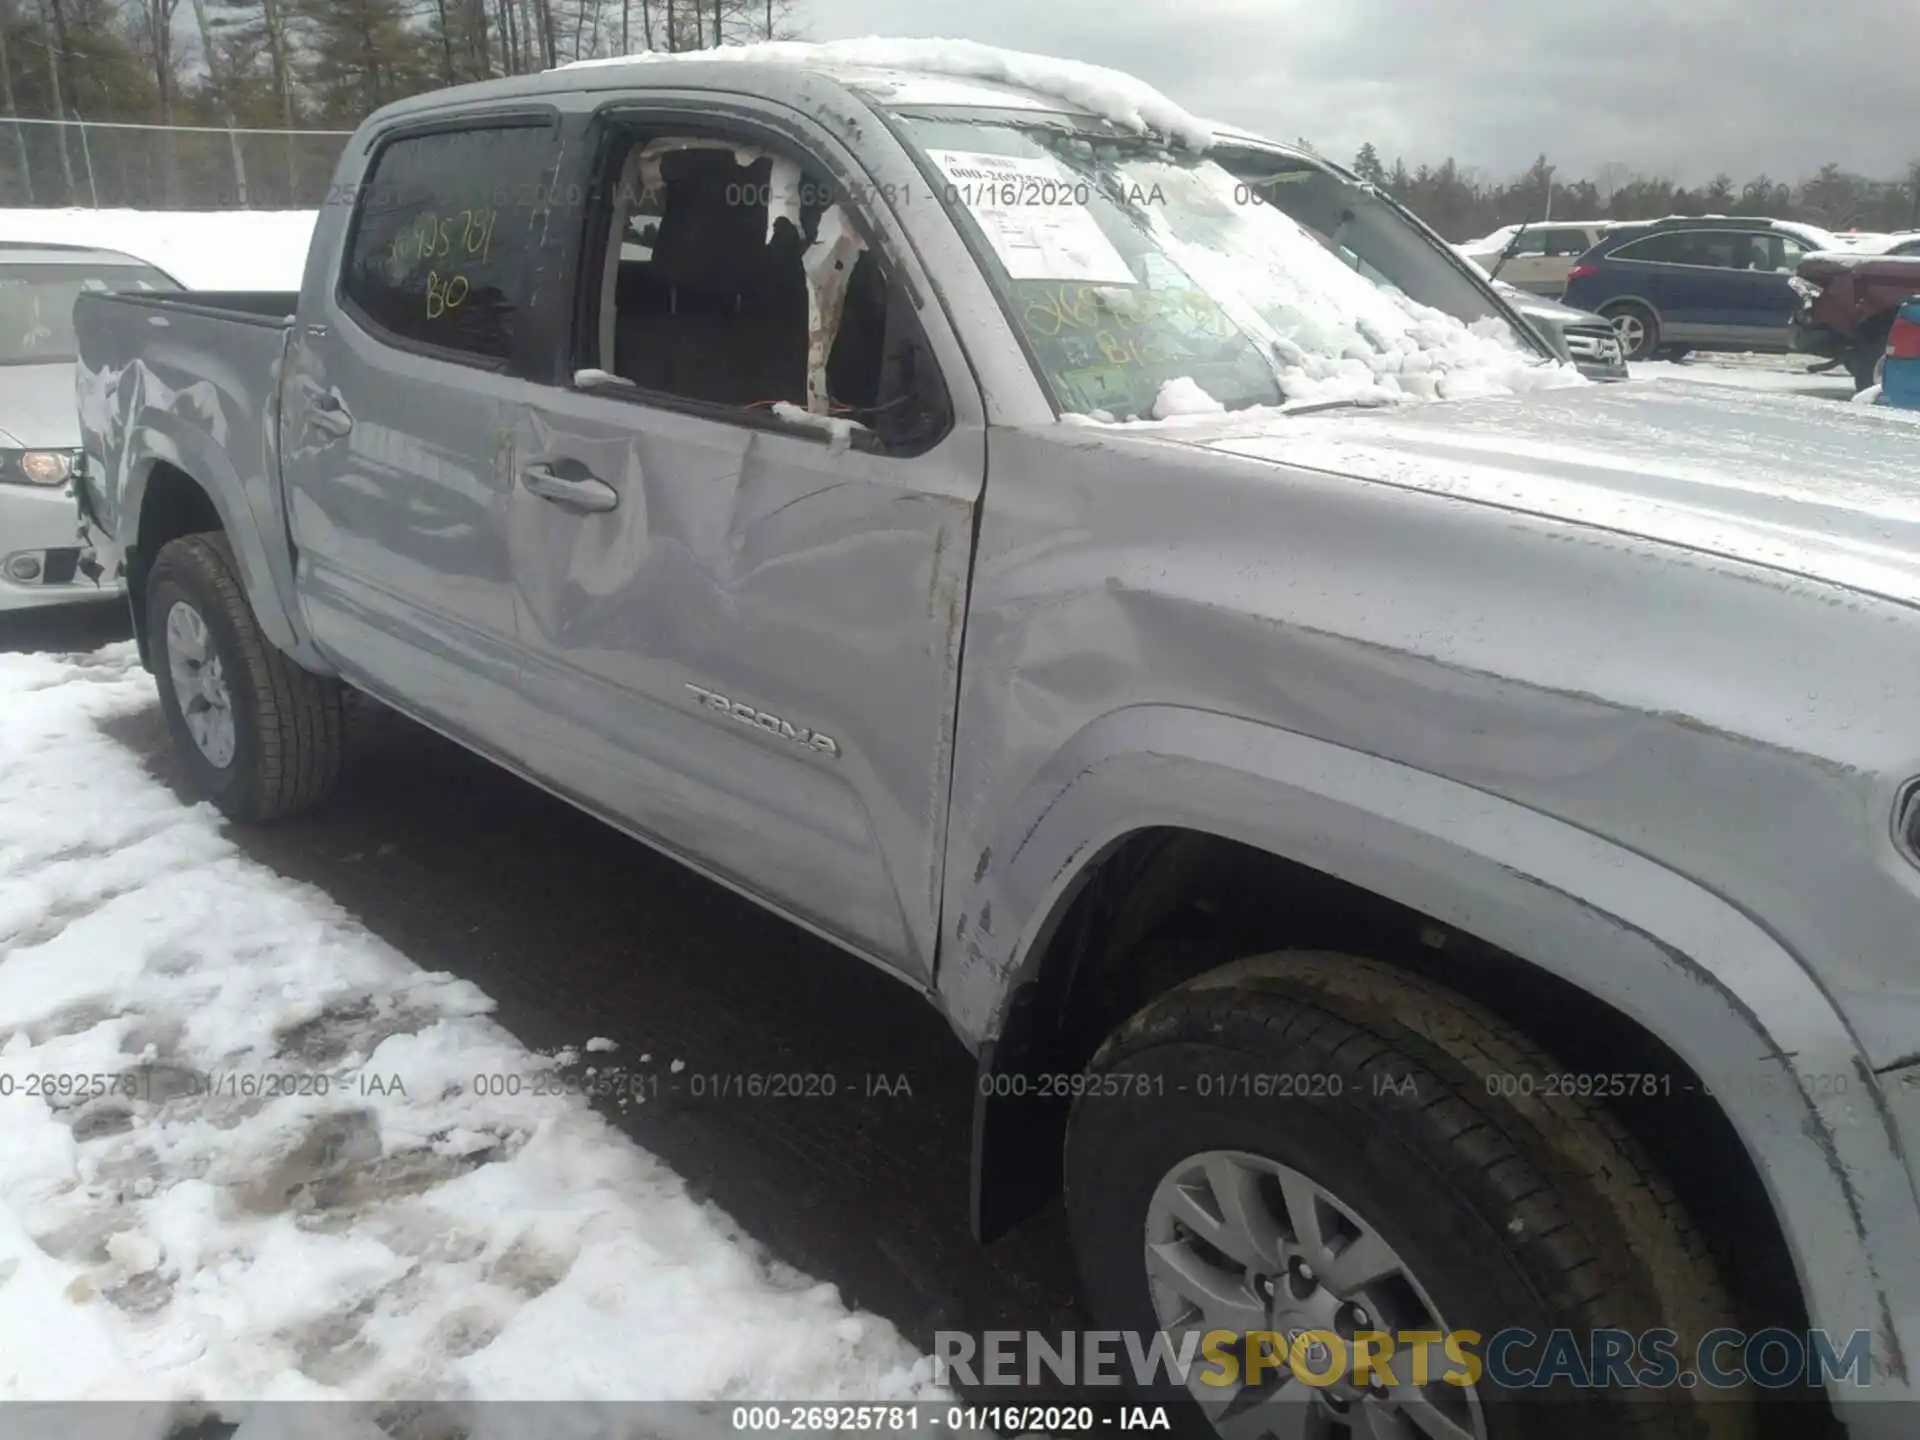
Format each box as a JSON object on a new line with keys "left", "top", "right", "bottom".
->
{"left": 1595, "top": 291, "right": 1666, "bottom": 340}
{"left": 122, "top": 413, "right": 328, "bottom": 674}
{"left": 951, "top": 705, "right": 1917, "bottom": 1402}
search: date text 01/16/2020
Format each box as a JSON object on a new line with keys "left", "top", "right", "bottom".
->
{"left": 194, "top": 1070, "right": 408, "bottom": 1099}
{"left": 0, "top": 1070, "right": 404, "bottom": 1101}
{"left": 727, "top": 1405, "right": 1172, "bottom": 1432}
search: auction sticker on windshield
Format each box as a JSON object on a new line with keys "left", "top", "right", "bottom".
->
{"left": 925, "top": 149, "right": 1135, "bottom": 284}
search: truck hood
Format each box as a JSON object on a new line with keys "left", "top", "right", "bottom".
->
{"left": 0, "top": 361, "right": 80, "bottom": 449}
{"left": 1134, "top": 379, "right": 1920, "bottom": 610}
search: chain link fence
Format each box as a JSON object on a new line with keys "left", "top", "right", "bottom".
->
{"left": 0, "top": 118, "right": 353, "bottom": 209}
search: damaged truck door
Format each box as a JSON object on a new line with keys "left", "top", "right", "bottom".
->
{"left": 505, "top": 105, "right": 975, "bottom": 980}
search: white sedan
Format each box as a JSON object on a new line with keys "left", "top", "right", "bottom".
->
{"left": 0, "top": 242, "right": 180, "bottom": 612}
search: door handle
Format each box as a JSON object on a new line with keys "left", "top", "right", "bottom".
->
{"left": 522, "top": 462, "right": 618, "bottom": 513}
{"left": 307, "top": 389, "right": 353, "bottom": 439}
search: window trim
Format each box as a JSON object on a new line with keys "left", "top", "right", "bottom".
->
{"left": 557, "top": 102, "right": 955, "bottom": 459}
{"left": 334, "top": 107, "right": 562, "bottom": 375}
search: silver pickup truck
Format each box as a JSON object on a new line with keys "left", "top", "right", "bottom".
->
{"left": 72, "top": 42, "right": 1920, "bottom": 1439}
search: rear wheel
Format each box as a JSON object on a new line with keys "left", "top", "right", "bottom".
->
{"left": 147, "top": 532, "right": 344, "bottom": 821}
{"left": 1602, "top": 302, "right": 1660, "bottom": 363}
{"left": 1064, "top": 951, "right": 1754, "bottom": 1440}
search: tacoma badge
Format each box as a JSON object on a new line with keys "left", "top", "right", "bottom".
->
{"left": 684, "top": 683, "right": 841, "bottom": 758}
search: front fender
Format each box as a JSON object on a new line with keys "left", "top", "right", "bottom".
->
{"left": 947, "top": 704, "right": 1919, "bottom": 1404}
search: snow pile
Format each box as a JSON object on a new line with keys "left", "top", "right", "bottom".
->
{"left": 0, "top": 209, "right": 315, "bottom": 291}
{"left": 0, "top": 644, "right": 938, "bottom": 1408}
{"left": 562, "top": 37, "right": 1214, "bottom": 149}
{"left": 1854, "top": 384, "right": 1884, "bottom": 405}
{"left": 1126, "top": 159, "right": 1581, "bottom": 412}
{"left": 1151, "top": 376, "right": 1226, "bottom": 419}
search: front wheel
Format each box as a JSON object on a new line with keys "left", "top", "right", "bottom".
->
{"left": 1602, "top": 302, "right": 1661, "bottom": 363}
{"left": 147, "top": 531, "right": 344, "bottom": 821}
{"left": 1064, "top": 952, "right": 1753, "bottom": 1440}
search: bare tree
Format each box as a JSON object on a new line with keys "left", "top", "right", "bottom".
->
{"left": 469, "top": 0, "right": 491, "bottom": 73}
{"left": 431, "top": 0, "right": 457, "bottom": 82}
{"left": 125, "top": 0, "right": 182, "bottom": 122}
{"left": 186, "top": 0, "right": 248, "bottom": 203}
{"left": 0, "top": 0, "right": 33, "bottom": 200}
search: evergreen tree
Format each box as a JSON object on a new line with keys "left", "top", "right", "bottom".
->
{"left": 1351, "top": 141, "right": 1386, "bottom": 187}
{"left": 287, "top": 0, "right": 437, "bottom": 123}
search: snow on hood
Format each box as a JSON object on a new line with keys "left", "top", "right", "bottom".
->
{"left": 559, "top": 37, "right": 1214, "bottom": 150}
{"left": 1134, "top": 379, "right": 1920, "bottom": 609}
{"left": 1113, "top": 160, "right": 1581, "bottom": 409}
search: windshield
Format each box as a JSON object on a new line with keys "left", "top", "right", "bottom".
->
{"left": 0, "top": 263, "right": 178, "bottom": 365}
{"left": 894, "top": 115, "right": 1565, "bottom": 422}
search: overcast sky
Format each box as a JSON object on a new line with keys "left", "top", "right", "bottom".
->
{"left": 803, "top": 0, "right": 1917, "bottom": 186}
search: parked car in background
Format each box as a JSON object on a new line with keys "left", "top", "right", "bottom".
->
{"left": 1791, "top": 238, "right": 1920, "bottom": 389}
{"left": 1462, "top": 262, "right": 1629, "bottom": 378}
{"left": 1497, "top": 281, "right": 1628, "bottom": 378}
{"left": 1459, "top": 220, "right": 1613, "bottom": 295}
{"left": 1827, "top": 230, "right": 1920, "bottom": 255}
{"left": 1881, "top": 297, "right": 1920, "bottom": 408}
{"left": 0, "top": 242, "right": 181, "bottom": 613}
{"left": 1561, "top": 215, "right": 1840, "bottom": 361}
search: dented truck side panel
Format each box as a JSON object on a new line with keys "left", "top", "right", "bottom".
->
{"left": 488, "top": 85, "right": 992, "bottom": 976}
{"left": 72, "top": 296, "right": 327, "bottom": 671}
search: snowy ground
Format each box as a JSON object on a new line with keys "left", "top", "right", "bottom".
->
{"left": 0, "top": 209, "right": 315, "bottom": 290}
{"left": 0, "top": 643, "right": 938, "bottom": 1426}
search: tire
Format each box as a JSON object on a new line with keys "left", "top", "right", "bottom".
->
{"left": 1064, "top": 951, "right": 1754, "bottom": 1440}
{"left": 146, "top": 531, "right": 343, "bottom": 821}
{"left": 1602, "top": 302, "right": 1661, "bottom": 363}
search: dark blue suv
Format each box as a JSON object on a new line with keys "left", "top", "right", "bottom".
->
{"left": 1561, "top": 217, "right": 1838, "bottom": 362}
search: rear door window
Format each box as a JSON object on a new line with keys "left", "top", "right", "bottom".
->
{"left": 1610, "top": 233, "right": 1690, "bottom": 264}
{"left": 1542, "top": 228, "right": 1590, "bottom": 256}
{"left": 1771, "top": 235, "right": 1811, "bottom": 271}
{"left": 341, "top": 121, "right": 556, "bottom": 363}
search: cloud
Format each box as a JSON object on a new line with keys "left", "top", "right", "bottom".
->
{"left": 802, "top": 0, "right": 1918, "bottom": 184}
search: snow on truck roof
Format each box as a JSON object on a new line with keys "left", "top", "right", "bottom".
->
{"left": 557, "top": 37, "right": 1218, "bottom": 150}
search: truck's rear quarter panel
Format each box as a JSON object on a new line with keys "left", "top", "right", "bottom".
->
{"left": 74, "top": 291, "right": 317, "bottom": 662}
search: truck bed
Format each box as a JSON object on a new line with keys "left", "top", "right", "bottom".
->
{"left": 74, "top": 288, "right": 301, "bottom": 629}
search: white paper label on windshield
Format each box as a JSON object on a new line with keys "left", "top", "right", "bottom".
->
{"left": 926, "top": 149, "right": 1135, "bottom": 284}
